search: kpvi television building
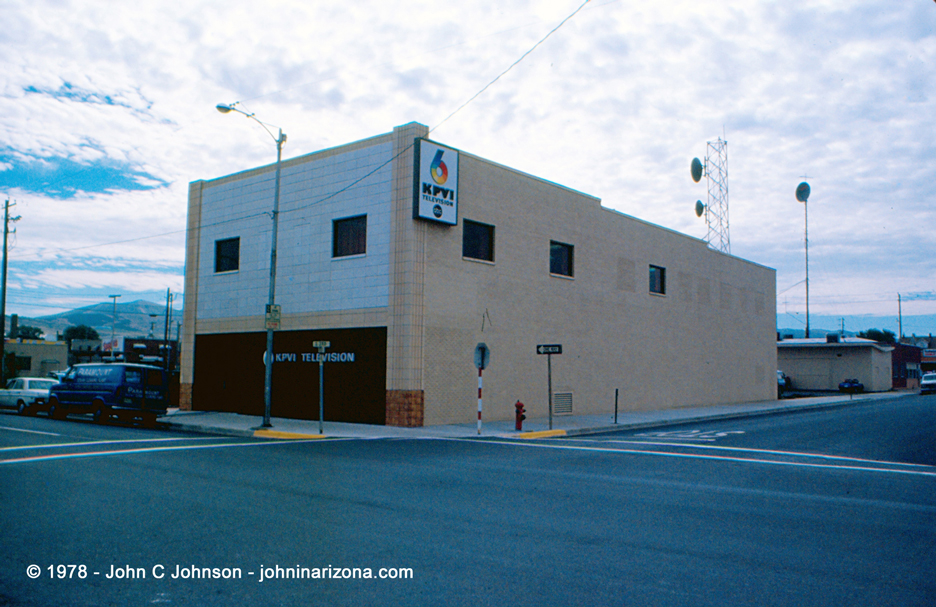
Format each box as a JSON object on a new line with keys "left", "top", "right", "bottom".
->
{"left": 181, "top": 122, "right": 777, "bottom": 426}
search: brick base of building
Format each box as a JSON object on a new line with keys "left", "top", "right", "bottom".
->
{"left": 385, "top": 390, "right": 424, "bottom": 427}
{"left": 179, "top": 383, "right": 194, "bottom": 411}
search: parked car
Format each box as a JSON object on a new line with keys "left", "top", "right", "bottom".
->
{"left": 0, "top": 377, "right": 57, "bottom": 415}
{"left": 47, "top": 363, "right": 168, "bottom": 427}
{"left": 777, "top": 370, "right": 792, "bottom": 396}
{"left": 838, "top": 378, "right": 865, "bottom": 394}
{"left": 921, "top": 372, "right": 936, "bottom": 395}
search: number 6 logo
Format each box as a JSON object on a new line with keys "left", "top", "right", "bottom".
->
{"left": 430, "top": 149, "right": 448, "bottom": 185}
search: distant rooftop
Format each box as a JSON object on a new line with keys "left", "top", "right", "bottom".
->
{"left": 778, "top": 336, "right": 894, "bottom": 352}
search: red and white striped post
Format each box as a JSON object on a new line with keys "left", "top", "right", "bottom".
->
{"left": 477, "top": 367, "right": 483, "bottom": 435}
{"left": 473, "top": 343, "right": 490, "bottom": 435}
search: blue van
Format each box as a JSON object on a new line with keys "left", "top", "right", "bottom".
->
{"left": 48, "top": 363, "right": 168, "bottom": 426}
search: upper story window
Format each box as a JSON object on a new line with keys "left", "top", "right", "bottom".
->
{"left": 550, "top": 241, "right": 574, "bottom": 277}
{"left": 649, "top": 264, "right": 666, "bottom": 295}
{"left": 463, "top": 220, "right": 495, "bottom": 262}
{"left": 214, "top": 237, "right": 240, "bottom": 273}
{"left": 333, "top": 215, "right": 367, "bottom": 258}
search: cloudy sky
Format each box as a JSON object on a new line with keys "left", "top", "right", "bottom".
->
{"left": 1, "top": 0, "right": 934, "bottom": 334}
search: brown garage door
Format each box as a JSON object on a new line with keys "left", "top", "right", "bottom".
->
{"left": 193, "top": 327, "right": 387, "bottom": 424}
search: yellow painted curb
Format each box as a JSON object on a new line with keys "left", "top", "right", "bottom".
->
{"left": 253, "top": 429, "right": 330, "bottom": 440}
{"left": 516, "top": 429, "right": 568, "bottom": 439}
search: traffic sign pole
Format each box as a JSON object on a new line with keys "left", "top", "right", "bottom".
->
{"left": 536, "top": 344, "right": 562, "bottom": 430}
{"left": 313, "top": 341, "right": 330, "bottom": 434}
{"left": 474, "top": 343, "right": 490, "bottom": 435}
{"left": 547, "top": 353, "right": 553, "bottom": 430}
{"left": 477, "top": 368, "right": 483, "bottom": 435}
{"left": 318, "top": 357, "right": 324, "bottom": 434}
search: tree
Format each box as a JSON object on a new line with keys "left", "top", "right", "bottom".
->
{"left": 12, "top": 325, "right": 43, "bottom": 339}
{"left": 62, "top": 325, "right": 101, "bottom": 342}
{"left": 857, "top": 328, "right": 896, "bottom": 344}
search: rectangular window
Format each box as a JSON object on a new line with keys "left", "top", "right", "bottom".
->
{"left": 462, "top": 220, "right": 495, "bottom": 262}
{"left": 214, "top": 237, "right": 240, "bottom": 273}
{"left": 650, "top": 265, "right": 666, "bottom": 295}
{"left": 550, "top": 241, "right": 574, "bottom": 277}
{"left": 333, "top": 215, "right": 367, "bottom": 258}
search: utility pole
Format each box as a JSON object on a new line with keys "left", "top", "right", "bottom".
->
{"left": 898, "top": 293, "right": 903, "bottom": 339}
{"left": 0, "top": 199, "right": 21, "bottom": 383}
{"left": 108, "top": 294, "right": 121, "bottom": 359}
{"left": 163, "top": 288, "right": 172, "bottom": 371}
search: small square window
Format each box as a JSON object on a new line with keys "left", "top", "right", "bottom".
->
{"left": 463, "top": 220, "right": 495, "bottom": 262}
{"left": 333, "top": 215, "right": 367, "bottom": 258}
{"left": 550, "top": 241, "right": 574, "bottom": 277}
{"left": 650, "top": 265, "right": 666, "bottom": 295}
{"left": 215, "top": 237, "right": 240, "bottom": 273}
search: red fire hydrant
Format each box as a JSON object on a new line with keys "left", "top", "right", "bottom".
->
{"left": 514, "top": 400, "right": 526, "bottom": 431}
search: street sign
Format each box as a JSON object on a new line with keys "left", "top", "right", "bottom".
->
{"left": 311, "top": 341, "right": 330, "bottom": 435}
{"left": 474, "top": 343, "right": 491, "bottom": 370}
{"left": 536, "top": 344, "right": 562, "bottom": 355}
{"left": 265, "top": 304, "right": 281, "bottom": 330}
{"left": 536, "top": 344, "right": 562, "bottom": 430}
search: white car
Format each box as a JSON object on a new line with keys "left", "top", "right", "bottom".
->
{"left": 921, "top": 373, "right": 936, "bottom": 395}
{"left": 0, "top": 377, "right": 57, "bottom": 415}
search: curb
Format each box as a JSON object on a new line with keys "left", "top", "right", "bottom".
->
{"left": 253, "top": 429, "right": 330, "bottom": 440}
{"left": 157, "top": 392, "right": 914, "bottom": 441}
{"left": 559, "top": 393, "right": 913, "bottom": 438}
{"left": 511, "top": 429, "right": 568, "bottom": 439}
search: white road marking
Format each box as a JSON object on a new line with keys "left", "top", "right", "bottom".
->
{"left": 572, "top": 439, "right": 936, "bottom": 469}
{"left": 0, "top": 436, "right": 232, "bottom": 452}
{"left": 0, "top": 437, "right": 352, "bottom": 465}
{"left": 0, "top": 425, "right": 61, "bottom": 436}
{"left": 631, "top": 430, "right": 746, "bottom": 442}
{"left": 444, "top": 437, "right": 936, "bottom": 478}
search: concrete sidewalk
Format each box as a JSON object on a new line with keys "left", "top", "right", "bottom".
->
{"left": 158, "top": 390, "right": 914, "bottom": 440}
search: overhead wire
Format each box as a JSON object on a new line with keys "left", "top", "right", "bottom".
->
{"left": 11, "top": 0, "right": 595, "bottom": 257}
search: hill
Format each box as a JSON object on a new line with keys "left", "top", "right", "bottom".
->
{"left": 777, "top": 313, "right": 936, "bottom": 340}
{"left": 11, "top": 300, "right": 180, "bottom": 341}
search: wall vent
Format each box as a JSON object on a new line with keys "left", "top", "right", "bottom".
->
{"left": 554, "top": 392, "right": 573, "bottom": 415}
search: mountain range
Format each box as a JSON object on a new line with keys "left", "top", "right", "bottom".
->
{"left": 9, "top": 300, "right": 181, "bottom": 341}
{"left": 6, "top": 302, "right": 934, "bottom": 343}
{"left": 778, "top": 313, "right": 936, "bottom": 340}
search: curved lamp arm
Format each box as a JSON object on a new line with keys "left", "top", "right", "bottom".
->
{"left": 216, "top": 102, "right": 287, "bottom": 146}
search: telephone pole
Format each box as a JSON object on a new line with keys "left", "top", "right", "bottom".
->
{"left": 898, "top": 293, "right": 903, "bottom": 339}
{"left": 108, "top": 294, "right": 121, "bottom": 359}
{"left": 163, "top": 288, "right": 172, "bottom": 371}
{"left": 0, "top": 199, "right": 21, "bottom": 382}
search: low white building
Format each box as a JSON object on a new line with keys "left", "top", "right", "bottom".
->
{"left": 181, "top": 122, "right": 777, "bottom": 426}
{"left": 3, "top": 339, "right": 68, "bottom": 379}
{"left": 777, "top": 336, "right": 893, "bottom": 392}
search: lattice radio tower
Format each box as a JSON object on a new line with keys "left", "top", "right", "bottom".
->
{"left": 690, "top": 138, "right": 730, "bottom": 254}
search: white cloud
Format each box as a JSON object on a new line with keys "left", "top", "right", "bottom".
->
{"left": 1, "top": 0, "right": 934, "bottom": 327}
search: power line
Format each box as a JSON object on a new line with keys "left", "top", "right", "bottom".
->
{"left": 9, "top": 1, "right": 596, "bottom": 259}
{"left": 431, "top": 0, "right": 592, "bottom": 133}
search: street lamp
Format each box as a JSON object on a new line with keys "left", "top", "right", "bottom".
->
{"left": 795, "top": 181, "right": 811, "bottom": 339}
{"left": 217, "top": 102, "right": 287, "bottom": 428}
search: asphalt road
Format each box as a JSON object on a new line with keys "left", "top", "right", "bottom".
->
{"left": 1, "top": 395, "right": 934, "bottom": 606}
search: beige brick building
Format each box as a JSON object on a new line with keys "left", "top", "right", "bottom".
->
{"left": 182, "top": 122, "right": 777, "bottom": 426}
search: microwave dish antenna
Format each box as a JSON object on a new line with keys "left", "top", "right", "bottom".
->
{"left": 688, "top": 139, "right": 729, "bottom": 254}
